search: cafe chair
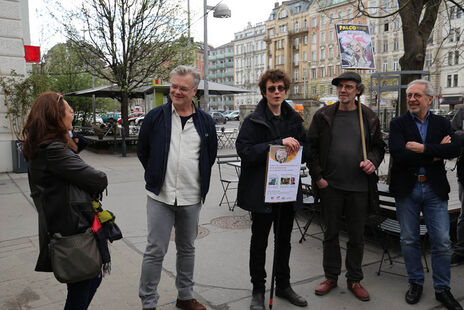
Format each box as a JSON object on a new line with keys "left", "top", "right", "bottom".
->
{"left": 216, "top": 154, "right": 240, "bottom": 211}
{"left": 377, "top": 218, "right": 429, "bottom": 276}
{"left": 295, "top": 175, "right": 323, "bottom": 243}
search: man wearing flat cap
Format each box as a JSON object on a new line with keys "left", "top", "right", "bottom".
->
{"left": 308, "top": 71, "right": 385, "bottom": 301}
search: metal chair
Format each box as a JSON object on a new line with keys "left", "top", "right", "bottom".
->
{"left": 216, "top": 154, "right": 240, "bottom": 211}
{"left": 377, "top": 218, "right": 430, "bottom": 276}
{"left": 295, "top": 175, "right": 323, "bottom": 243}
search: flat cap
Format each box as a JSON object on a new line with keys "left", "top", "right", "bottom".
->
{"left": 331, "top": 71, "right": 362, "bottom": 86}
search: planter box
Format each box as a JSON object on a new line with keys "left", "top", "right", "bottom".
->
{"left": 11, "top": 140, "right": 28, "bottom": 173}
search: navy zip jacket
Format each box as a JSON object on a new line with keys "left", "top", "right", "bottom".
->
{"left": 137, "top": 100, "right": 218, "bottom": 202}
{"left": 389, "top": 112, "right": 461, "bottom": 201}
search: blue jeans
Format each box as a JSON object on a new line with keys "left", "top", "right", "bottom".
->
{"left": 64, "top": 274, "right": 102, "bottom": 310}
{"left": 455, "top": 182, "right": 464, "bottom": 256}
{"left": 396, "top": 182, "right": 451, "bottom": 292}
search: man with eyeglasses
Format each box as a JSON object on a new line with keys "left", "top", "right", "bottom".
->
{"left": 137, "top": 65, "right": 217, "bottom": 310}
{"left": 308, "top": 71, "right": 385, "bottom": 301}
{"left": 236, "top": 69, "right": 310, "bottom": 310}
{"left": 389, "top": 79, "right": 462, "bottom": 309}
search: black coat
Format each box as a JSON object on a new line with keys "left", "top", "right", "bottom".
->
{"left": 389, "top": 112, "right": 461, "bottom": 200}
{"left": 235, "top": 99, "right": 310, "bottom": 213}
{"left": 28, "top": 141, "right": 108, "bottom": 272}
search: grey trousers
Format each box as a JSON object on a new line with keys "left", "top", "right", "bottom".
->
{"left": 139, "top": 196, "right": 201, "bottom": 309}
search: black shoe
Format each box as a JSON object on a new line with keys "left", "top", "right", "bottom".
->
{"left": 451, "top": 253, "right": 464, "bottom": 267}
{"left": 435, "top": 290, "right": 463, "bottom": 310}
{"left": 405, "top": 283, "right": 423, "bottom": 304}
{"left": 250, "top": 292, "right": 265, "bottom": 310}
{"left": 275, "top": 286, "right": 308, "bottom": 307}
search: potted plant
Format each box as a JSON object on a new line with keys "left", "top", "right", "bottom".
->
{"left": 1, "top": 70, "right": 49, "bottom": 172}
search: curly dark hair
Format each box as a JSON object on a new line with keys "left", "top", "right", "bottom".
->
{"left": 258, "top": 69, "right": 290, "bottom": 96}
{"left": 22, "top": 91, "right": 76, "bottom": 160}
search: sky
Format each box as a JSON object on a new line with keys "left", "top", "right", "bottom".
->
{"left": 28, "top": 0, "right": 275, "bottom": 52}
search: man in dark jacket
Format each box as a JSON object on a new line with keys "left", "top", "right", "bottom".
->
{"left": 451, "top": 104, "right": 464, "bottom": 266}
{"left": 308, "top": 72, "right": 385, "bottom": 301}
{"left": 137, "top": 66, "right": 217, "bottom": 310}
{"left": 389, "top": 79, "right": 462, "bottom": 309}
{"left": 236, "top": 69, "right": 310, "bottom": 310}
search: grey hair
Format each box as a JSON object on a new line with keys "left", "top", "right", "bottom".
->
{"left": 170, "top": 65, "right": 201, "bottom": 88}
{"left": 406, "top": 79, "right": 435, "bottom": 97}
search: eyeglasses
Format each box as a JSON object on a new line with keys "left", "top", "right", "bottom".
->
{"left": 56, "top": 92, "right": 64, "bottom": 102}
{"left": 407, "top": 93, "right": 426, "bottom": 100}
{"left": 171, "top": 84, "right": 193, "bottom": 92}
{"left": 267, "top": 85, "right": 286, "bottom": 93}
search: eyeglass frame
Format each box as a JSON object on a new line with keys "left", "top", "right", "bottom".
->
{"left": 170, "top": 83, "right": 195, "bottom": 93}
{"left": 267, "top": 85, "right": 287, "bottom": 93}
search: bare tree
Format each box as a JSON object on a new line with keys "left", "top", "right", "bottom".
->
{"left": 49, "top": 0, "right": 193, "bottom": 134}
{"left": 354, "top": 0, "right": 464, "bottom": 113}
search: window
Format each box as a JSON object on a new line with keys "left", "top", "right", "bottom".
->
{"left": 268, "top": 28, "right": 274, "bottom": 38}
{"left": 280, "top": 9, "right": 288, "bottom": 18}
{"left": 320, "top": 47, "right": 325, "bottom": 60}
{"left": 312, "top": 87, "right": 316, "bottom": 95}
{"left": 303, "top": 51, "right": 307, "bottom": 61}
{"left": 425, "top": 53, "right": 432, "bottom": 68}
{"left": 458, "top": 8, "right": 463, "bottom": 19}
{"left": 329, "top": 30, "right": 334, "bottom": 41}
{"left": 383, "top": 40, "right": 388, "bottom": 52}
{"left": 370, "top": 23, "right": 376, "bottom": 34}
{"left": 279, "top": 25, "right": 288, "bottom": 33}
{"left": 393, "top": 38, "right": 399, "bottom": 51}
{"left": 347, "top": 8, "right": 352, "bottom": 19}
{"left": 328, "top": 46, "right": 334, "bottom": 59}
{"left": 320, "top": 67, "right": 325, "bottom": 78}
{"left": 312, "top": 17, "right": 317, "bottom": 27}
{"left": 311, "top": 50, "right": 317, "bottom": 61}
{"left": 294, "top": 37, "right": 300, "bottom": 48}
{"left": 456, "top": 51, "right": 460, "bottom": 64}
{"left": 304, "top": 35, "right": 308, "bottom": 45}
{"left": 312, "top": 33, "right": 317, "bottom": 44}
{"left": 449, "top": 52, "right": 454, "bottom": 65}
{"left": 450, "top": 29, "right": 455, "bottom": 42}
{"left": 268, "top": 57, "right": 272, "bottom": 68}
{"left": 295, "top": 6, "right": 301, "bottom": 13}
{"left": 321, "top": 32, "right": 326, "bottom": 43}
{"left": 393, "top": 59, "right": 399, "bottom": 71}
{"left": 311, "top": 68, "right": 316, "bottom": 78}
{"left": 294, "top": 70, "right": 299, "bottom": 82}
{"left": 394, "top": 18, "right": 400, "bottom": 30}
{"left": 295, "top": 22, "right": 299, "bottom": 32}
{"left": 456, "top": 27, "right": 461, "bottom": 41}
{"left": 454, "top": 74, "right": 459, "bottom": 87}
{"left": 294, "top": 85, "right": 299, "bottom": 94}
{"left": 321, "top": 15, "right": 325, "bottom": 25}
{"left": 328, "top": 65, "right": 333, "bottom": 76}
{"left": 384, "top": 23, "right": 389, "bottom": 32}
{"left": 447, "top": 75, "right": 452, "bottom": 87}
{"left": 304, "top": 19, "right": 308, "bottom": 28}
{"left": 294, "top": 53, "right": 299, "bottom": 65}
{"left": 382, "top": 59, "right": 388, "bottom": 71}
{"left": 451, "top": 6, "right": 455, "bottom": 19}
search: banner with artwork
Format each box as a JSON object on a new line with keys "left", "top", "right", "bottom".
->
{"left": 335, "top": 24, "right": 375, "bottom": 70}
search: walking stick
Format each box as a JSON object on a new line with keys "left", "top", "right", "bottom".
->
{"left": 269, "top": 204, "right": 281, "bottom": 309}
{"left": 358, "top": 96, "right": 368, "bottom": 161}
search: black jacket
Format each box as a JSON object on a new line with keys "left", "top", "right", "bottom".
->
{"left": 389, "top": 112, "right": 461, "bottom": 200}
{"left": 28, "top": 141, "right": 108, "bottom": 272}
{"left": 308, "top": 102, "right": 385, "bottom": 183}
{"left": 235, "top": 98, "right": 310, "bottom": 213}
{"left": 137, "top": 100, "right": 218, "bottom": 201}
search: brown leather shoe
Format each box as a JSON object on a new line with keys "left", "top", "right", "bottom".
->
{"left": 315, "top": 279, "right": 337, "bottom": 295}
{"left": 347, "top": 282, "right": 370, "bottom": 301}
{"left": 176, "top": 298, "right": 206, "bottom": 310}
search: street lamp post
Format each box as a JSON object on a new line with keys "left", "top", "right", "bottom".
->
{"left": 203, "top": 1, "right": 231, "bottom": 111}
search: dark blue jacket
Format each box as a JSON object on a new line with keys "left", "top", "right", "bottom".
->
{"left": 137, "top": 101, "right": 217, "bottom": 201}
{"left": 389, "top": 112, "right": 461, "bottom": 201}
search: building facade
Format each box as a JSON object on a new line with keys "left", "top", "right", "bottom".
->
{"left": 233, "top": 22, "right": 266, "bottom": 106}
{"left": 0, "top": 0, "right": 30, "bottom": 172}
{"left": 208, "top": 42, "right": 235, "bottom": 110}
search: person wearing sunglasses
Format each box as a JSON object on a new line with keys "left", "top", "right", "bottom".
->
{"left": 23, "top": 92, "right": 108, "bottom": 309}
{"left": 308, "top": 71, "right": 385, "bottom": 302}
{"left": 236, "top": 69, "right": 310, "bottom": 310}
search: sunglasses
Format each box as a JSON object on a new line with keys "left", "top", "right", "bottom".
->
{"left": 267, "top": 85, "right": 286, "bottom": 93}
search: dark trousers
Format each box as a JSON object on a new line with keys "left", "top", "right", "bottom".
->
{"left": 319, "top": 186, "right": 368, "bottom": 283}
{"left": 250, "top": 204, "right": 295, "bottom": 293}
{"left": 64, "top": 274, "right": 102, "bottom": 310}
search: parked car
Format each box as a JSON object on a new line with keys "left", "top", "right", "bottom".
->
{"left": 117, "top": 111, "right": 145, "bottom": 125}
{"left": 209, "top": 111, "right": 227, "bottom": 125}
{"left": 101, "top": 112, "right": 120, "bottom": 123}
{"left": 224, "top": 110, "right": 239, "bottom": 121}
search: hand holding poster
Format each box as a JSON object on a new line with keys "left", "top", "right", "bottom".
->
{"left": 264, "top": 145, "right": 303, "bottom": 203}
{"left": 336, "top": 24, "right": 375, "bottom": 70}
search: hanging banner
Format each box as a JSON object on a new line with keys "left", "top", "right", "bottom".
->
{"left": 335, "top": 24, "right": 375, "bottom": 70}
{"left": 24, "top": 45, "right": 40, "bottom": 63}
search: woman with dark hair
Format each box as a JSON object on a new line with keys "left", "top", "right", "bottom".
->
{"left": 24, "top": 91, "right": 108, "bottom": 310}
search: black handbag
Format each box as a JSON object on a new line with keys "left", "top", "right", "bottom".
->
{"left": 49, "top": 228, "right": 102, "bottom": 284}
